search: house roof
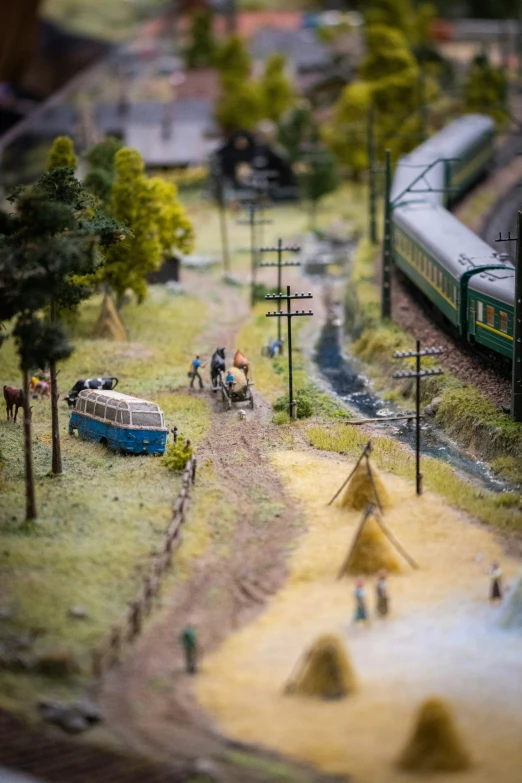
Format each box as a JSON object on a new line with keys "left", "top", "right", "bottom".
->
{"left": 250, "top": 27, "right": 330, "bottom": 72}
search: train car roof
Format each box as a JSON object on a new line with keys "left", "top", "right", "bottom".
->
{"left": 393, "top": 202, "right": 511, "bottom": 278}
{"left": 390, "top": 114, "right": 494, "bottom": 206}
{"left": 467, "top": 267, "right": 515, "bottom": 306}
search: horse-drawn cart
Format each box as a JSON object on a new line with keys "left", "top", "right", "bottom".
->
{"left": 221, "top": 366, "right": 254, "bottom": 411}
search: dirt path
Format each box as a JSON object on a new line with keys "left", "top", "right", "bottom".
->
{"left": 100, "top": 274, "right": 344, "bottom": 782}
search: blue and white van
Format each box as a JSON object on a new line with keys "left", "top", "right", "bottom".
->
{"left": 69, "top": 390, "right": 167, "bottom": 455}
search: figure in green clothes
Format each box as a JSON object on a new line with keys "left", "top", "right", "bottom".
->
{"left": 180, "top": 625, "right": 198, "bottom": 674}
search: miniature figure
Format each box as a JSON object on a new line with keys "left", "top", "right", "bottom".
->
{"left": 489, "top": 561, "right": 503, "bottom": 603}
{"left": 180, "top": 624, "right": 198, "bottom": 674}
{"left": 269, "top": 339, "right": 283, "bottom": 358}
{"left": 376, "top": 570, "right": 389, "bottom": 617}
{"left": 225, "top": 370, "right": 236, "bottom": 389}
{"left": 31, "top": 377, "right": 50, "bottom": 399}
{"left": 353, "top": 578, "right": 368, "bottom": 624}
{"left": 189, "top": 355, "right": 205, "bottom": 390}
{"left": 171, "top": 426, "right": 178, "bottom": 443}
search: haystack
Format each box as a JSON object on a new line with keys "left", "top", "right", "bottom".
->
{"left": 339, "top": 459, "right": 390, "bottom": 511}
{"left": 226, "top": 366, "right": 247, "bottom": 391}
{"left": 285, "top": 634, "right": 357, "bottom": 700}
{"left": 93, "top": 295, "right": 127, "bottom": 341}
{"left": 397, "top": 697, "right": 471, "bottom": 773}
{"left": 339, "top": 512, "right": 402, "bottom": 576}
{"left": 498, "top": 571, "right": 522, "bottom": 630}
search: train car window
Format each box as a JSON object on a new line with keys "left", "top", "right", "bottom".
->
{"left": 500, "top": 312, "right": 508, "bottom": 333}
{"left": 477, "top": 301, "right": 483, "bottom": 321}
{"left": 486, "top": 305, "right": 495, "bottom": 327}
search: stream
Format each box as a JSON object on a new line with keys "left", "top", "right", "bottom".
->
{"left": 314, "top": 320, "right": 509, "bottom": 494}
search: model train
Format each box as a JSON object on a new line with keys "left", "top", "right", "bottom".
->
{"left": 391, "top": 114, "right": 515, "bottom": 360}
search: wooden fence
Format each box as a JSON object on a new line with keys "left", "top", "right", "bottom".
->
{"left": 91, "top": 456, "right": 197, "bottom": 678}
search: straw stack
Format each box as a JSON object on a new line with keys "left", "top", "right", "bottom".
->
{"left": 285, "top": 634, "right": 357, "bottom": 700}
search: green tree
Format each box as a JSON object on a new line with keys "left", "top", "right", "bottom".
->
{"left": 48, "top": 135, "right": 77, "bottom": 171}
{"left": 185, "top": 10, "right": 217, "bottom": 69}
{"left": 364, "top": 0, "right": 414, "bottom": 38}
{"left": 214, "top": 34, "right": 251, "bottom": 80}
{"left": 259, "top": 54, "right": 295, "bottom": 122}
{"left": 214, "top": 78, "right": 264, "bottom": 131}
{"left": 323, "top": 24, "right": 426, "bottom": 177}
{"left": 464, "top": 52, "right": 508, "bottom": 125}
{"left": 104, "top": 148, "right": 194, "bottom": 304}
{"left": 0, "top": 180, "right": 120, "bottom": 518}
{"left": 278, "top": 103, "right": 320, "bottom": 164}
{"left": 300, "top": 150, "right": 340, "bottom": 227}
{"left": 84, "top": 136, "right": 123, "bottom": 205}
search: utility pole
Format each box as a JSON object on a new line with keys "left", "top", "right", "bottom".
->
{"left": 212, "top": 156, "right": 231, "bottom": 272}
{"left": 392, "top": 342, "right": 444, "bottom": 495}
{"left": 237, "top": 203, "right": 271, "bottom": 308}
{"left": 367, "top": 103, "right": 378, "bottom": 245}
{"left": 381, "top": 149, "right": 392, "bottom": 319}
{"left": 495, "top": 211, "right": 522, "bottom": 421}
{"left": 259, "top": 238, "right": 301, "bottom": 350}
{"left": 266, "top": 286, "right": 313, "bottom": 418}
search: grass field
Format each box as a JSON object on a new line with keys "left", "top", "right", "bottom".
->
{"left": 42, "top": 0, "right": 166, "bottom": 41}
{"left": 0, "top": 286, "right": 212, "bottom": 710}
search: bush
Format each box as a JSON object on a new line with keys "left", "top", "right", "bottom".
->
{"left": 273, "top": 385, "right": 348, "bottom": 420}
{"left": 252, "top": 282, "right": 280, "bottom": 303}
{"left": 273, "top": 410, "right": 290, "bottom": 425}
{"left": 161, "top": 436, "right": 193, "bottom": 471}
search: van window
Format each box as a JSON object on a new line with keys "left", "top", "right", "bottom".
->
{"left": 121, "top": 410, "right": 130, "bottom": 426}
{"left": 131, "top": 411, "right": 162, "bottom": 427}
{"left": 95, "top": 402, "right": 105, "bottom": 419}
{"left": 500, "top": 312, "right": 508, "bottom": 333}
{"left": 86, "top": 398, "right": 95, "bottom": 415}
{"left": 486, "top": 305, "right": 495, "bottom": 327}
{"left": 77, "top": 397, "right": 84, "bottom": 412}
{"left": 106, "top": 405, "right": 117, "bottom": 422}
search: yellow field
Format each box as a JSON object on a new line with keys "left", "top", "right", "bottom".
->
{"left": 197, "top": 450, "right": 522, "bottom": 783}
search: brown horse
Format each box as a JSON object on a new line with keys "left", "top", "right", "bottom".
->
{"left": 233, "top": 349, "right": 250, "bottom": 380}
{"left": 4, "top": 386, "right": 25, "bottom": 422}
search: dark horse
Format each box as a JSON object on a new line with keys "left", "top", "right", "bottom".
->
{"left": 210, "top": 348, "right": 226, "bottom": 391}
{"left": 4, "top": 386, "right": 25, "bottom": 422}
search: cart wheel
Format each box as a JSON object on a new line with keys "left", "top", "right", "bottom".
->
{"left": 249, "top": 390, "right": 255, "bottom": 409}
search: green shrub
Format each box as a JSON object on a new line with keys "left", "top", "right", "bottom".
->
{"left": 273, "top": 410, "right": 290, "bottom": 425}
{"left": 252, "top": 282, "right": 280, "bottom": 303}
{"left": 273, "top": 385, "right": 350, "bottom": 420}
{"left": 161, "top": 436, "right": 193, "bottom": 471}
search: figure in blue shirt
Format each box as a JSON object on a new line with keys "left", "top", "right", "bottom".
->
{"left": 189, "top": 355, "right": 205, "bottom": 389}
{"left": 225, "top": 371, "right": 236, "bottom": 390}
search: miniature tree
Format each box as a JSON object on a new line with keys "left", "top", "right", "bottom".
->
{"left": 322, "top": 81, "right": 371, "bottom": 178}
{"left": 259, "top": 54, "right": 295, "bottom": 123}
{"left": 184, "top": 10, "right": 217, "bottom": 69}
{"left": 214, "top": 34, "right": 251, "bottom": 81}
{"left": 0, "top": 184, "right": 117, "bottom": 518}
{"left": 214, "top": 79, "right": 264, "bottom": 131}
{"left": 464, "top": 52, "right": 508, "bottom": 125}
{"left": 48, "top": 135, "right": 77, "bottom": 171}
{"left": 83, "top": 136, "right": 123, "bottom": 205}
{"left": 300, "top": 149, "right": 339, "bottom": 228}
{"left": 104, "top": 148, "right": 194, "bottom": 305}
{"left": 278, "top": 102, "right": 320, "bottom": 164}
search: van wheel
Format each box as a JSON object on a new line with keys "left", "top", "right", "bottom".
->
{"left": 100, "top": 437, "right": 108, "bottom": 448}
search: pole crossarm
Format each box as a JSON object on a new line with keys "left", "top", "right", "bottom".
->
{"left": 260, "top": 245, "right": 301, "bottom": 253}
{"left": 265, "top": 286, "right": 314, "bottom": 417}
{"left": 392, "top": 341, "right": 444, "bottom": 496}
{"left": 260, "top": 261, "right": 301, "bottom": 268}
{"left": 495, "top": 232, "right": 518, "bottom": 242}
